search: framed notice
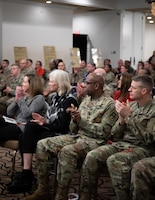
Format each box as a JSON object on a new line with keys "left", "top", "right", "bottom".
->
{"left": 43, "top": 46, "right": 56, "bottom": 70}
{"left": 70, "top": 56, "right": 81, "bottom": 68}
{"left": 70, "top": 48, "right": 80, "bottom": 57}
{"left": 91, "top": 48, "right": 103, "bottom": 67}
{"left": 14, "top": 47, "right": 28, "bottom": 64}
{"left": 70, "top": 48, "right": 81, "bottom": 69}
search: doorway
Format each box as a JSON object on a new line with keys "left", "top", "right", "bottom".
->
{"left": 73, "top": 34, "right": 87, "bottom": 62}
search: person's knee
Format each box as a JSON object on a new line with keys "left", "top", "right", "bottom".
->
{"left": 59, "top": 145, "right": 74, "bottom": 157}
{"left": 36, "top": 139, "right": 49, "bottom": 159}
{"left": 132, "top": 159, "right": 147, "bottom": 177}
{"left": 106, "top": 154, "right": 116, "bottom": 169}
{"left": 84, "top": 151, "right": 97, "bottom": 167}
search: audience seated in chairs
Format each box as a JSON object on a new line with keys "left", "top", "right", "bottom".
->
{"left": 0, "top": 64, "right": 23, "bottom": 115}
{"left": 0, "top": 73, "right": 47, "bottom": 142}
{"left": 0, "top": 73, "right": 47, "bottom": 190}
{"left": 74, "top": 68, "right": 114, "bottom": 104}
{"left": 24, "top": 72, "right": 118, "bottom": 200}
{"left": 8, "top": 69, "right": 78, "bottom": 193}
{"left": 78, "top": 75, "right": 155, "bottom": 200}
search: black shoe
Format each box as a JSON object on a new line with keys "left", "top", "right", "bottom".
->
{"left": 7, "top": 170, "right": 33, "bottom": 193}
{"left": 6, "top": 171, "right": 23, "bottom": 187}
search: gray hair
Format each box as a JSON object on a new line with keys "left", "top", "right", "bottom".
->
{"left": 49, "top": 69, "right": 71, "bottom": 95}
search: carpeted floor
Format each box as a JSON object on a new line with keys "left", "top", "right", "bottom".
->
{"left": 0, "top": 146, "right": 117, "bottom": 200}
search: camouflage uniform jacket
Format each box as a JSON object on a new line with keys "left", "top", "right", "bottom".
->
{"left": 20, "top": 68, "right": 36, "bottom": 77}
{"left": 78, "top": 68, "right": 87, "bottom": 80}
{"left": 6, "top": 75, "right": 23, "bottom": 96}
{"left": 112, "top": 100, "right": 155, "bottom": 148}
{"left": 103, "top": 84, "right": 114, "bottom": 97}
{"left": 3, "top": 67, "right": 11, "bottom": 77}
{"left": 0, "top": 73, "right": 6, "bottom": 96}
{"left": 70, "top": 94, "right": 118, "bottom": 142}
{"left": 105, "top": 71, "right": 115, "bottom": 85}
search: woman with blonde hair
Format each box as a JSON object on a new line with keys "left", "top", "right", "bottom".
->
{"left": 8, "top": 69, "right": 78, "bottom": 193}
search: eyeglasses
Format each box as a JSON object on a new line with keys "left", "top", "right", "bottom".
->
{"left": 85, "top": 81, "right": 97, "bottom": 85}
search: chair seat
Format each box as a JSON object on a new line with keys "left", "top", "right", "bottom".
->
{"left": 0, "top": 140, "right": 19, "bottom": 173}
{"left": 0, "top": 140, "right": 19, "bottom": 150}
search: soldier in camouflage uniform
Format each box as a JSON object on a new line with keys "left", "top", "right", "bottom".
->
{"left": 20, "top": 59, "right": 35, "bottom": 77}
{"left": 130, "top": 157, "right": 155, "bottom": 200}
{"left": 77, "top": 60, "right": 87, "bottom": 81}
{"left": 24, "top": 72, "right": 118, "bottom": 200}
{"left": 79, "top": 75, "right": 155, "bottom": 200}
{"left": 0, "top": 64, "right": 23, "bottom": 114}
{"left": 76, "top": 67, "right": 114, "bottom": 105}
{"left": 1, "top": 59, "right": 10, "bottom": 78}
{"left": 94, "top": 67, "right": 114, "bottom": 97}
{"left": 0, "top": 71, "right": 6, "bottom": 97}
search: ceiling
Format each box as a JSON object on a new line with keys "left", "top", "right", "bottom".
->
{"left": 24, "top": 0, "right": 151, "bottom": 14}
{"left": 8, "top": 0, "right": 155, "bottom": 22}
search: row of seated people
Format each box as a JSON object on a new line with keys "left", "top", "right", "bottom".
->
{"left": 23, "top": 72, "right": 155, "bottom": 200}
{"left": 0, "top": 55, "right": 155, "bottom": 199}
{"left": 0, "top": 58, "right": 89, "bottom": 115}
{"left": 1, "top": 53, "right": 155, "bottom": 113}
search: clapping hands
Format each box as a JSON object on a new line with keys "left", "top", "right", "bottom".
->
{"left": 66, "top": 104, "right": 81, "bottom": 123}
{"left": 31, "top": 112, "right": 45, "bottom": 126}
{"left": 115, "top": 100, "right": 133, "bottom": 124}
{"left": 15, "top": 86, "right": 25, "bottom": 102}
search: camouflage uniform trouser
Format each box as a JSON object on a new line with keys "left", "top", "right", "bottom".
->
{"left": 80, "top": 141, "right": 155, "bottom": 199}
{"left": 36, "top": 134, "right": 104, "bottom": 186}
{"left": 130, "top": 157, "right": 155, "bottom": 200}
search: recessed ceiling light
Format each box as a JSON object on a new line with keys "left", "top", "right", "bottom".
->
{"left": 46, "top": 0, "right": 52, "bottom": 4}
{"left": 147, "top": 16, "right": 152, "bottom": 19}
{"left": 149, "top": 20, "right": 154, "bottom": 23}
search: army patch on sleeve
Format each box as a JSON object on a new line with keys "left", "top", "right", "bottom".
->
{"left": 110, "top": 112, "right": 117, "bottom": 119}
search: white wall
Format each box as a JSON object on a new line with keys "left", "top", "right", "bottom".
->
{"left": 144, "top": 23, "right": 155, "bottom": 61}
{"left": 73, "top": 11, "right": 121, "bottom": 67}
{"left": 120, "top": 11, "right": 145, "bottom": 69}
{"left": 1, "top": 0, "right": 155, "bottom": 68}
{"left": 2, "top": 1, "right": 74, "bottom": 69}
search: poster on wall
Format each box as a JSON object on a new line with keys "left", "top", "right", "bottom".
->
{"left": 70, "top": 48, "right": 81, "bottom": 69}
{"left": 91, "top": 48, "right": 103, "bottom": 67}
{"left": 70, "top": 48, "right": 80, "bottom": 57}
{"left": 43, "top": 46, "right": 56, "bottom": 70}
{"left": 14, "top": 47, "right": 28, "bottom": 64}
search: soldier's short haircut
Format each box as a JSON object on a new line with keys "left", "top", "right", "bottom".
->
{"left": 132, "top": 75, "right": 154, "bottom": 91}
{"left": 11, "top": 63, "right": 20, "bottom": 68}
{"left": 27, "top": 59, "right": 33, "bottom": 64}
{"left": 3, "top": 59, "right": 9, "bottom": 65}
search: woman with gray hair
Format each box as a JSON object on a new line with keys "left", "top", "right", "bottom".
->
{"left": 8, "top": 69, "right": 78, "bottom": 193}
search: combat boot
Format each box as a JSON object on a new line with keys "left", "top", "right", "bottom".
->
{"left": 24, "top": 177, "right": 51, "bottom": 200}
{"left": 55, "top": 183, "right": 69, "bottom": 200}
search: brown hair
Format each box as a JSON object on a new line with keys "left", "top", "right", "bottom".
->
{"left": 119, "top": 73, "right": 133, "bottom": 101}
{"left": 25, "top": 73, "right": 43, "bottom": 97}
